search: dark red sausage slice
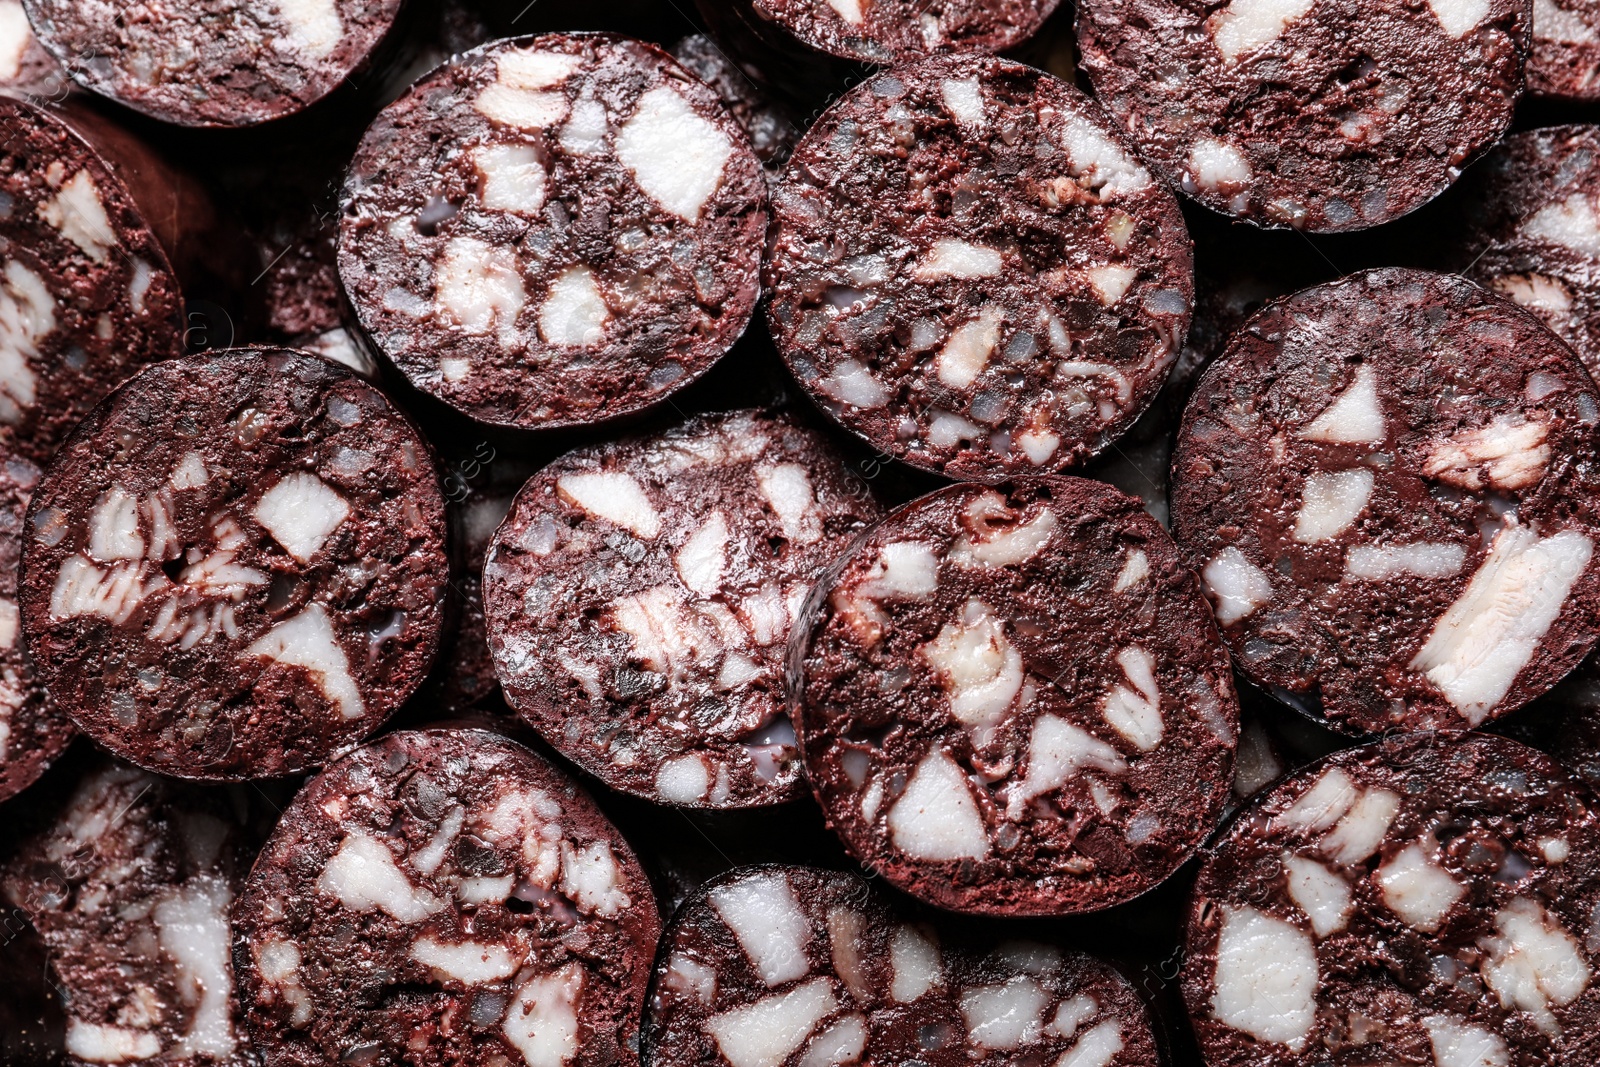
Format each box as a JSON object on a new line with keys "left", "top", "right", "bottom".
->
{"left": 1528, "top": 0, "right": 1600, "bottom": 99}
{"left": 19, "top": 348, "right": 449, "bottom": 780}
{"left": 790, "top": 475, "right": 1238, "bottom": 915}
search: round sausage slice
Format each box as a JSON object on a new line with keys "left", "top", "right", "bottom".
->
{"left": 790, "top": 476, "right": 1238, "bottom": 915}
{"left": 339, "top": 33, "right": 768, "bottom": 432}
{"left": 232, "top": 728, "right": 661, "bottom": 1067}
{"left": 1076, "top": 0, "right": 1529, "bottom": 231}
{"left": 1453, "top": 125, "right": 1600, "bottom": 381}
{"left": 766, "top": 54, "right": 1193, "bottom": 481}
{"left": 21, "top": 0, "right": 404, "bottom": 126}
{"left": 1529, "top": 0, "right": 1600, "bottom": 98}
{"left": 0, "top": 757, "right": 272, "bottom": 1066}
{"left": 1170, "top": 268, "right": 1600, "bottom": 736}
{"left": 18, "top": 348, "right": 449, "bottom": 780}
{"left": 647, "top": 864, "right": 1159, "bottom": 1067}
{"left": 484, "top": 409, "right": 884, "bottom": 809}
{"left": 1183, "top": 733, "right": 1600, "bottom": 1067}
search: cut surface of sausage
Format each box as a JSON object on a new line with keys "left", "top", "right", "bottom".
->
{"left": 21, "top": 0, "right": 403, "bottom": 126}
{"left": 0, "top": 758, "right": 271, "bottom": 1066}
{"left": 232, "top": 727, "right": 661, "bottom": 1067}
{"left": 1183, "top": 733, "right": 1600, "bottom": 1067}
{"left": 0, "top": 95, "right": 184, "bottom": 466}
{"left": 18, "top": 348, "right": 449, "bottom": 780}
{"left": 1076, "top": 0, "right": 1529, "bottom": 231}
{"left": 790, "top": 475, "right": 1237, "bottom": 915}
{"left": 766, "top": 54, "right": 1192, "bottom": 481}
{"left": 1528, "top": 0, "right": 1600, "bottom": 98}
{"left": 747, "top": 0, "right": 1062, "bottom": 62}
{"left": 484, "top": 409, "right": 884, "bottom": 808}
{"left": 1170, "top": 268, "right": 1600, "bottom": 735}
{"left": 646, "top": 864, "right": 1159, "bottom": 1067}
{"left": 339, "top": 33, "right": 768, "bottom": 431}
{"left": 1453, "top": 125, "right": 1600, "bottom": 382}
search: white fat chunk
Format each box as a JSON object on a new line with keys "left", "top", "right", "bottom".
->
{"left": 1275, "top": 768, "right": 1358, "bottom": 832}
{"left": 1523, "top": 192, "right": 1600, "bottom": 257}
{"left": 1424, "top": 1014, "right": 1510, "bottom": 1067}
{"left": 458, "top": 875, "right": 515, "bottom": 904}
{"left": 246, "top": 605, "right": 365, "bottom": 720}
{"left": 49, "top": 557, "right": 160, "bottom": 625}
{"left": 1422, "top": 415, "right": 1552, "bottom": 491}
{"left": 616, "top": 86, "right": 732, "bottom": 222}
{"left": 798, "top": 1015, "right": 867, "bottom": 1067}
{"left": 706, "top": 979, "right": 838, "bottom": 1067}
{"left": 937, "top": 307, "right": 1004, "bottom": 389}
{"left": 939, "top": 77, "right": 985, "bottom": 127}
{"left": 1211, "top": 0, "right": 1314, "bottom": 60}
{"left": 916, "top": 239, "right": 1002, "bottom": 281}
{"left": 1050, "top": 995, "right": 1097, "bottom": 1039}
{"left": 825, "top": 907, "right": 870, "bottom": 1002}
{"left": 1017, "top": 430, "right": 1060, "bottom": 465}
{"left": 65, "top": 1022, "right": 162, "bottom": 1063}
{"left": 559, "top": 840, "right": 628, "bottom": 918}
{"left": 1188, "top": 138, "right": 1254, "bottom": 194}
{"left": 1412, "top": 523, "right": 1593, "bottom": 724}
{"left": 1321, "top": 787, "right": 1399, "bottom": 864}
{"left": 1113, "top": 549, "right": 1150, "bottom": 593}
{"left": 1102, "top": 646, "right": 1163, "bottom": 751}
{"left": 952, "top": 494, "right": 1058, "bottom": 569}
{"left": 558, "top": 471, "right": 661, "bottom": 538}
{"left": 664, "top": 951, "right": 718, "bottom": 1005}
{"left": 560, "top": 97, "right": 610, "bottom": 155}
{"left": 411, "top": 936, "right": 519, "bottom": 984}
{"left": 476, "top": 144, "right": 547, "bottom": 214}
{"left": 817, "top": 360, "right": 889, "bottom": 408}
{"left": 1542, "top": 837, "right": 1570, "bottom": 863}
{"left": 1202, "top": 546, "right": 1274, "bottom": 625}
{"left": 718, "top": 651, "right": 762, "bottom": 690}
{"left": 757, "top": 463, "right": 822, "bottom": 544}
{"left": 435, "top": 236, "right": 526, "bottom": 347}
{"left": 1012, "top": 714, "right": 1127, "bottom": 817}
{"left": 1345, "top": 541, "right": 1466, "bottom": 581}
{"left": 475, "top": 84, "right": 568, "bottom": 130}
{"left": 927, "top": 409, "right": 985, "bottom": 449}
{"left": 922, "top": 598, "right": 1024, "bottom": 739}
{"left": 1495, "top": 272, "right": 1576, "bottom": 314}
{"left": 662, "top": 755, "right": 713, "bottom": 806}
{"left": 1293, "top": 468, "right": 1374, "bottom": 544}
{"left": 499, "top": 49, "right": 583, "bottom": 88}
{"left": 676, "top": 511, "right": 730, "bottom": 594}
{"left": 1058, "top": 113, "right": 1153, "bottom": 197}
{"left": 412, "top": 806, "right": 463, "bottom": 876}
{"left": 888, "top": 747, "right": 989, "bottom": 860}
{"left": 0, "top": 1, "right": 32, "bottom": 81}
{"left": 1377, "top": 842, "right": 1465, "bottom": 932}
{"left": 88, "top": 487, "right": 145, "bottom": 561}
{"left": 274, "top": 0, "right": 342, "bottom": 58}
{"left": 0, "top": 259, "right": 51, "bottom": 424}
{"left": 889, "top": 925, "right": 943, "bottom": 1002}
{"left": 709, "top": 872, "right": 814, "bottom": 987}
{"left": 0, "top": 597, "right": 15, "bottom": 651}
{"left": 170, "top": 451, "right": 208, "bottom": 489}
{"left": 960, "top": 976, "right": 1048, "bottom": 1049}
{"left": 1301, "top": 364, "right": 1385, "bottom": 444}
{"left": 1055, "top": 1021, "right": 1124, "bottom": 1067}
{"left": 1210, "top": 905, "right": 1318, "bottom": 1050}
{"left": 154, "top": 877, "right": 237, "bottom": 1059}
{"left": 502, "top": 963, "right": 583, "bottom": 1067}
{"left": 539, "top": 265, "right": 610, "bottom": 348}
{"left": 316, "top": 831, "right": 443, "bottom": 921}
{"left": 613, "top": 586, "right": 716, "bottom": 674}
{"left": 1086, "top": 265, "right": 1137, "bottom": 306}
{"left": 1479, "top": 897, "right": 1590, "bottom": 1034}
{"left": 1534, "top": 0, "right": 1598, "bottom": 42}
{"left": 1283, "top": 853, "right": 1350, "bottom": 938}
{"left": 39, "top": 170, "right": 117, "bottom": 263}
{"left": 1429, "top": 0, "right": 1491, "bottom": 36}
{"left": 253, "top": 472, "right": 349, "bottom": 564}
{"left": 865, "top": 541, "right": 941, "bottom": 598}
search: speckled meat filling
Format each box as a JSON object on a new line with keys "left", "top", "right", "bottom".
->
{"left": 338, "top": 33, "right": 768, "bottom": 431}
{"left": 22, "top": 0, "right": 404, "bottom": 126}
{"left": 646, "top": 865, "right": 1159, "bottom": 1067}
{"left": 766, "top": 54, "right": 1192, "bottom": 481}
{"left": 1076, "top": 0, "right": 1528, "bottom": 231}
{"left": 1184, "top": 733, "right": 1600, "bottom": 1067}
{"left": 232, "top": 729, "right": 661, "bottom": 1067}
{"left": 19, "top": 349, "right": 449, "bottom": 780}
{"left": 484, "top": 410, "right": 883, "bottom": 809}
{"left": 0, "top": 95, "right": 184, "bottom": 467}
{"left": 1170, "top": 268, "right": 1600, "bottom": 736}
{"left": 790, "top": 476, "right": 1237, "bottom": 915}
{"left": 1527, "top": 0, "right": 1600, "bottom": 98}
{"left": 752, "top": 0, "right": 1061, "bottom": 61}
